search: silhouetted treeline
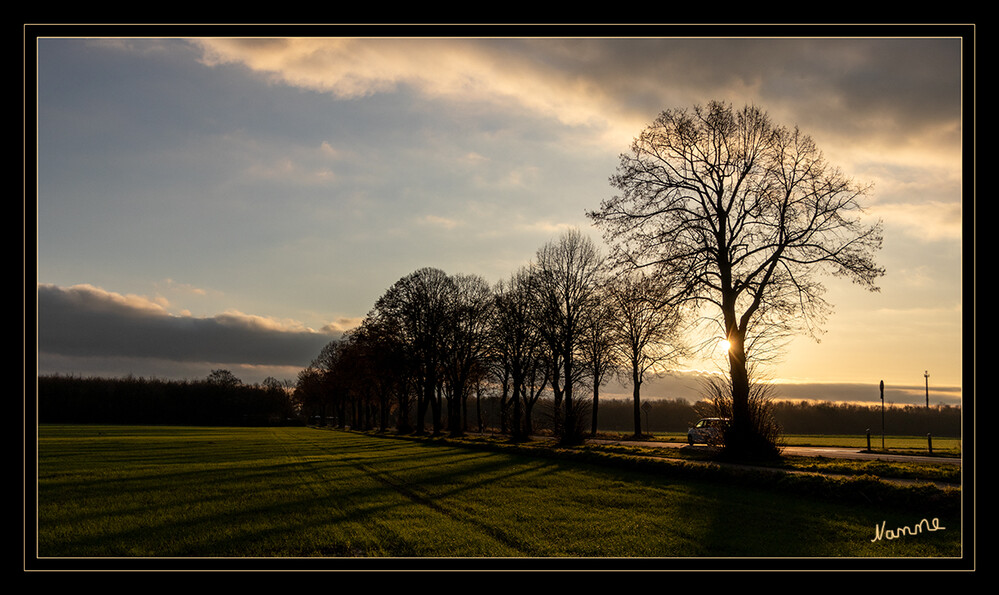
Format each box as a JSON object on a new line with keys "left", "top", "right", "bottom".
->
{"left": 37, "top": 374, "right": 961, "bottom": 437}
{"left": 511, "top": 397, "right": 961, "bottom": 438}
{"left": 37, "top": 373, "right": 300, "bottom": 426}
{"left": 770, "top": 400, "right": 961, "bottom": 437}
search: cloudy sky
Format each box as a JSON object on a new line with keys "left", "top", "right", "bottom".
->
{"left": 30, "top": 28, "right": 970, "bottom": 406}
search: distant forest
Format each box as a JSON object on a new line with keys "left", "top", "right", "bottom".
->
{"left": 36, "top": 374, "right": 962, "bottom": 437}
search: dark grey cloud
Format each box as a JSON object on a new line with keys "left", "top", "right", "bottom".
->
{"left": 521, "top": 36, "right": 961, "bottom": 147}
{"left": 36, "top": 284, "right": 337, "bottom": 368}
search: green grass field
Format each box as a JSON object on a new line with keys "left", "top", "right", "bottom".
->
{"left": 33, "top": 425, "right": 963, "bottom": 561}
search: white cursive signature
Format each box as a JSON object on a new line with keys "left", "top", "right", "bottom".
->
{"left": 871, "top": 518, "right": 946, "bottom": 542}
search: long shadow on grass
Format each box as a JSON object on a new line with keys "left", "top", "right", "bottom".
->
{"left": 197, "top": 432, "right": 559, "bottom": 555}
{"left": 694, "top": 482, "right": 961, "bottom": 558}
{"left": 39, "top": 428, "right": 963, "bottom": 559}
{"left": 339, "top": 432, "right": 965, "bottom": 559}
{"left": 36, "top": 429, "right": 400, "bottom": 556}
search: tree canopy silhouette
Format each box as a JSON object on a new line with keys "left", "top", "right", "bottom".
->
{"left": 588, "top": 101, "right": 884, "bottom": 457}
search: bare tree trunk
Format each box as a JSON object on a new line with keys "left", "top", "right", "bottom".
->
{"left": 591, "top": 384, "right": 600, "bottom": 436}
{"left": 727, "top": 329, "right": 756, "bottom": 451}
{"left": 475, "top": 381, "right": 484, "bottom": 433}
{"left": 632, "top": 366, "right": 643, "bottom": 437}
{"left": 396, "top": 386, "right": 412, "bottom": 433}
{"left": 500, "top": 381, "right": 510, "bottom": 434}
{"left": 562, "top": 353, "right": 577, "bottom": 443}
{"left": 461, "top": 390, "right": 468, "bottom": 433}
{"left": 550, "top": 362, "right": 563, "bottom": 436}
{"left": 524, "top": 393, "right": 536, "bottom": 437}
{"left": 511, "top": 376, "right": 524, "bottom": 440}
{"left": 432, "top": 384, "right": 443, "bottom": 435}
{"left": 417, "top": 376, "right": 432, "bottom": 435}
{"left": 722, "top": 284, "right": 753, "bottom": 449}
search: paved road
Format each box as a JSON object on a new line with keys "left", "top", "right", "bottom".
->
{"left": 779, "top": 445, "right": 961, "bottom": 465}
{"left": 588, "top": 438, "right": 961, "bottom": 466}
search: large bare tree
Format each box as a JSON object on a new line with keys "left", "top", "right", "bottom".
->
{"left": 534, "top": 228, "right": 604, "bottom": 445}
{"left": 345, "top": 315, "right": 409, "bottom": 433}
{"left": 440, "top": 273, "right": 494, "bottom": 436}
{"left": 579, "top": 283, "right": 619, "bottom": 437}
{"left": 588, "top": 101, "right": 884, "bottom": 456}
{"left": 605, "top": 271, "right": 686, "bottom": 438}
{"left": 491, "top": 267, "right": 548, "bottom": 440}
{"left": 370, "top": 267, "right": 456, "bottom": 435}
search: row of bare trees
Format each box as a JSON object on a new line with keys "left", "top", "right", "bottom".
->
{"left": 295, "top": 229, "right": 687, "bottom": 445}
{"left": 298, "top": 100, "right": 885, "bottom": 459}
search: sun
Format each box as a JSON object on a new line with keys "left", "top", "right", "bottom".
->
{"left": 719, "top": 339, "right": 732, "bottom": 352}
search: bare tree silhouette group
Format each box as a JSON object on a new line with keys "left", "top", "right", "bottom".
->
{"left": 299, "top": 100, "right": 885, "bottom": 459}
{"left": 296, "top": 228, "right": 688, "bottom": 447}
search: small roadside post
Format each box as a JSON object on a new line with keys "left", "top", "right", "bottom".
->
{"left": 880, "top": 380, "right": 885, "bottom": 451}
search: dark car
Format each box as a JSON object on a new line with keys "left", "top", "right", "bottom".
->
{"left": 687, "top": 417, "right": 730, "bottom": 445}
